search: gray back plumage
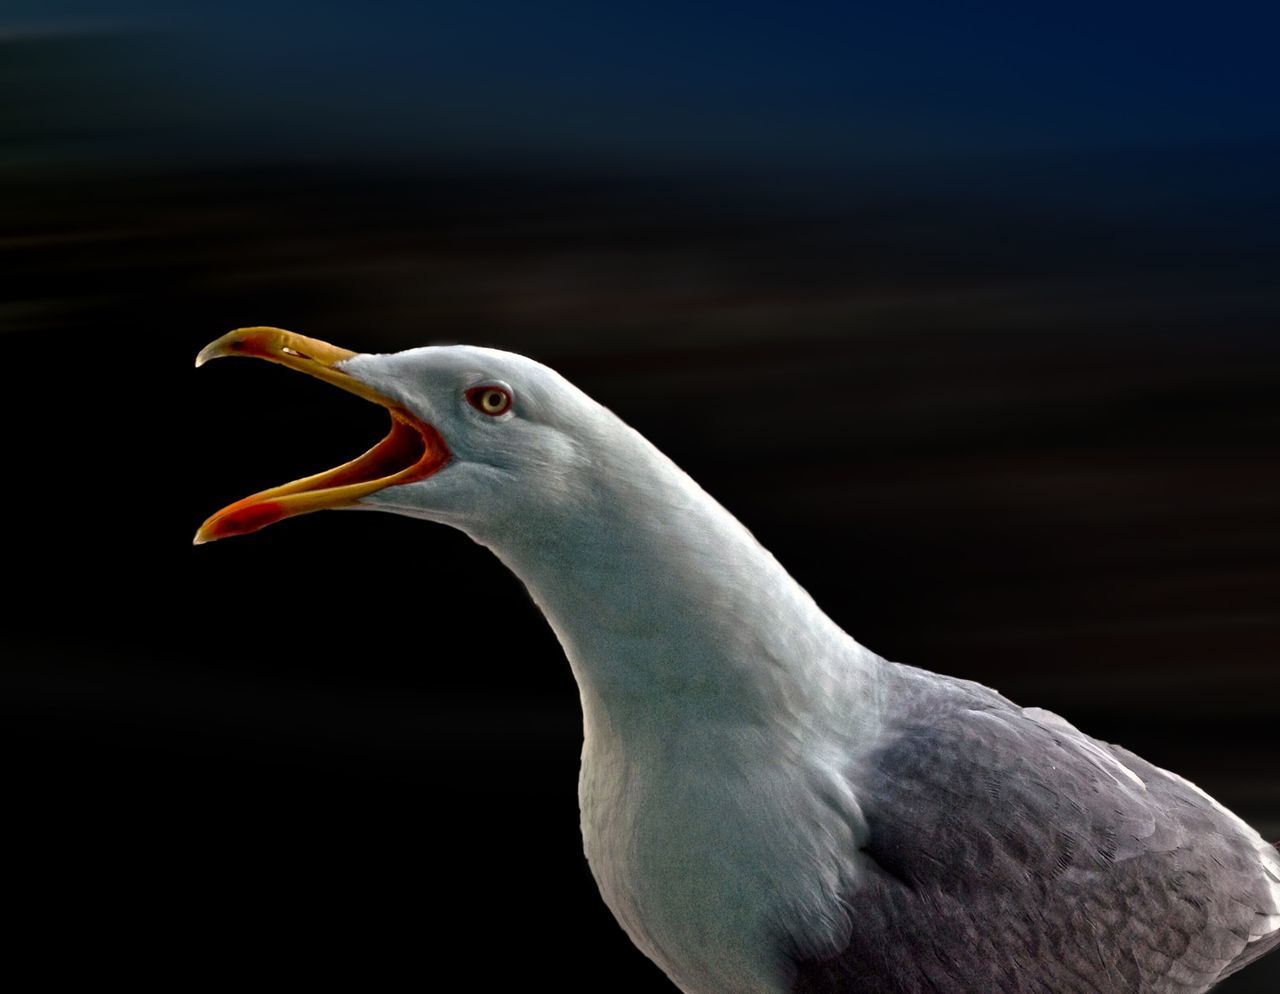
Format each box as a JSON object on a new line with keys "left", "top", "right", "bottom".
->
{"left": 790, "top": 665, "right": 1280, "bottom": 993}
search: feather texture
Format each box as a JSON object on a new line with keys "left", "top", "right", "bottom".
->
{"left": 790, "top": 665, "right": 1280, "bottom": 993}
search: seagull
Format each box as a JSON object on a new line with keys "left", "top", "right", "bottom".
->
{"left": 195, "top": 327, "right": 1280, "bottom": 993}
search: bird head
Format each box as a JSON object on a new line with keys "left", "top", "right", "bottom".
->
{"left": 194, "top": 327, "right": 605, "bottom": 545}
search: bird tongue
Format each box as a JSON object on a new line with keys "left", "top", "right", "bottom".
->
{"left": 192, "top": 327, "right": 450, "bottom": 545}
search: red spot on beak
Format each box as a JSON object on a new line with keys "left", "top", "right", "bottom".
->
{"left": 206, "top": 501, "right": 286, "bottom": 540}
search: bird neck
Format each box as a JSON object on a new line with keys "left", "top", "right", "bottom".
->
{"left": 479, "top": 418, "right": 883, "bottom": 745}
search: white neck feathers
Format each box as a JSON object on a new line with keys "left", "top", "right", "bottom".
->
{"left": 477, "top": 410, "right": 881, "bottom": 742}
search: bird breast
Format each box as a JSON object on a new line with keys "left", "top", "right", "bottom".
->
{"left": 578, "top": 710, "right": 871, "bottom": 994}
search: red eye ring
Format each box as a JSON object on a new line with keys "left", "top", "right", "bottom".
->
{"left": 466, "top": 385, "right": 512, "bottom": 416}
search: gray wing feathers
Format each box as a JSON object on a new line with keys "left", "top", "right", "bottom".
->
{"left": 790, "top": 667, "right": 1278, "bottom": 994}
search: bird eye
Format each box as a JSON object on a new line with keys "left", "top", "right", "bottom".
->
{"left": 466, "top": 385, "right": 512, "bottom": 416}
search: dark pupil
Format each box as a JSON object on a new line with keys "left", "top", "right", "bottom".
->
{"left": 485, "top": 392, "right": 502, "bottom": 409}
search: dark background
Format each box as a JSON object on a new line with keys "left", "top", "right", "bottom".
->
{"left": 4, "top": 3, "right": 1278, "bottom": 989}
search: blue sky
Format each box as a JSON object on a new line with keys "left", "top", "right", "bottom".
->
{"left": 7, "top": 1, "right": 1279, "bottom": 169}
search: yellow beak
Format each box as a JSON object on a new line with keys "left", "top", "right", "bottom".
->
{"left": 193, "top": 327, "right": 449, "bottom": 545}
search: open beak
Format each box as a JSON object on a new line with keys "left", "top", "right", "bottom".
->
{"left": 193, "top": 327, "right": 450, "bottom": 545}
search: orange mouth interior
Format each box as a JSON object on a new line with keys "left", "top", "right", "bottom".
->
{"left": 196, "top": 410, "right": 450, "bottom": 543}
